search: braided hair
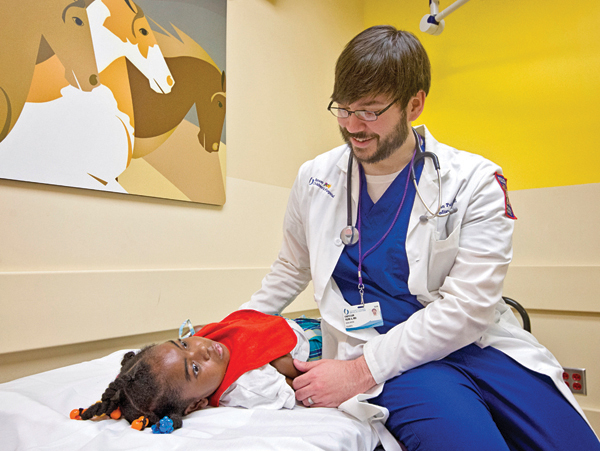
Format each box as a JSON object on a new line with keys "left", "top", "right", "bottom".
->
{"left": 78, "top": 346, "right": 188, "bottom": 430}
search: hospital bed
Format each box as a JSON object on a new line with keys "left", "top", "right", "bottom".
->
{"left": 0, "top": 348, "right": 380, "bottom": 451}
{"left": 0, "top": 298, "right": 530, "bottom": 451}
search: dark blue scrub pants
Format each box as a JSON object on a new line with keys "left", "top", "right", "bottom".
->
{"left": 371, "top": 344, "right": 600, "bottom": 451}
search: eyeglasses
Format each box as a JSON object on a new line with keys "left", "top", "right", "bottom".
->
{"left": 327, "top": 99, "right": 397, "bottom": 122}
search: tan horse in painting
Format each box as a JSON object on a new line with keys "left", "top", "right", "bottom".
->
{"left": 128, "top": 56, "right": 225, "bottom": 155}
{"left": 0, "top": 0, "right": 99, "bottom": 143}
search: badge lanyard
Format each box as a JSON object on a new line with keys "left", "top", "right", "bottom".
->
{"left": 356, "top": 148, "right": 417, "bottom": 305}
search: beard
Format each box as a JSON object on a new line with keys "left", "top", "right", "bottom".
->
{"left": 339, "top": 111, "right": 409, "bottom": 165}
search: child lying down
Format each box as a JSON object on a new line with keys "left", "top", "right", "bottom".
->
{"left": 71, "top": 310, "right": 317, "bottom": 433}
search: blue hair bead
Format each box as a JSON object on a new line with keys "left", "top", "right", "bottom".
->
{"left": 151, "top": 416, "right": 174, "bottom": 434}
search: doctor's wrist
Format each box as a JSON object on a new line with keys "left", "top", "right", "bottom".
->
{"left": 353, "top": 356, "right": 377, "bottom": 393}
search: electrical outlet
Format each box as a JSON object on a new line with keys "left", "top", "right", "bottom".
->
{"left": 562, "top": 368, "right": 587, "bottom": 395}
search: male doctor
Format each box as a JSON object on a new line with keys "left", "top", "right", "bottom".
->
{"left": 243, "top": 26, "right": 600, "bottom": 450}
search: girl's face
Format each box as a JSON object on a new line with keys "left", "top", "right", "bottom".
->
{"left": 153, "top": 336, "right": 230, "bottom": 411}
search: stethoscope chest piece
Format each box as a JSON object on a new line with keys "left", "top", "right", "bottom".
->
{"left": 340, "top": 225, "right": 359, "bottom": 246}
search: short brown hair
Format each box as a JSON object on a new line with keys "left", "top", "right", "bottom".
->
{"left": 332, "top": 25, "right": 431, "bottom": 109}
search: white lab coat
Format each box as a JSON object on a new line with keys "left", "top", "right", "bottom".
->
{"left": 243, "top": 125, "right": 586, "bottom": 422}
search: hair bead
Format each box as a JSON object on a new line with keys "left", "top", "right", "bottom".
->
{"left": 151, "top": 416, "right": 174, "bottom": 434}
{"left": 131, "top": 416, "right": 149, "bottom": 431}
{"left": 70, "top": 408, "right": 84, "bottom": 420}
{"left": 110, "top": 407, "right": 122, "bottom": 420}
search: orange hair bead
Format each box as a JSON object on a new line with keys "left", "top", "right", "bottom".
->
{"left": 131, "top": 416, "right": 149, "bottom": 431}
{"left": 69, "top": 408, "right": 83, "bottom": 420}
{"left": 110, "top": 407, "right": 122, "bottom": 420}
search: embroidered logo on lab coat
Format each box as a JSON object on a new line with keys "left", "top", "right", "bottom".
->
{"left": 308, "top": 177, "right": 335, "bottom": 198}
{"left": 494, "top": 172, "right": 517, "bottom": 220}
{"left": 438, "top": 199, "right": 457, "bottom": 215}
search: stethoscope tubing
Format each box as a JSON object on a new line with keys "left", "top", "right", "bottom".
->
{"left": 346, "top": 152, "right": 354, "bottom": 228}
{"left": 409, "top": 128, "right": 452, "bottom": 220}
{"left": 342, "top": 128, "right": 453, "bottom": 245}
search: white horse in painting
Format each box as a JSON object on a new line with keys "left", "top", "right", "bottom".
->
{"left": 88, "top": 0, "right": 173, "bottom": 95}
{"left": 0, "top": 0, "right": 173, "bottom": 193}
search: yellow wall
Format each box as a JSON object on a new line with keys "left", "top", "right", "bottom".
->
{"left": 365, "top": 0, "right": 600, "bottom": 431}
{"left": 365, "top": 0, "right": 600, "bottom": 190}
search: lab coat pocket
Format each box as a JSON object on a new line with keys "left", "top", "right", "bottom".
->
{"left": 427, "top": 223, "right": 460, "bottom": 292}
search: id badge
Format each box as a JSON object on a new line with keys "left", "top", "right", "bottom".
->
{"left": 343, "top": 302, "right": 383, "bottom": 331}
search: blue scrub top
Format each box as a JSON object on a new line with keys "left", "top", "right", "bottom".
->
{"left": 332, "top": 159, "right": 424, "bottom": 334}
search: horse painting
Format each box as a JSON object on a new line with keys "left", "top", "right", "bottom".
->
{"left": 0, "top": 0, "right": 99, "bottom": 143}
{"left": 1, "top": 0, "right": 227, "bottom": 205}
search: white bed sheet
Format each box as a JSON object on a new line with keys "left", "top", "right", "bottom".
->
{"left": 0, "top": 350, "right": 380, "bottom": 451}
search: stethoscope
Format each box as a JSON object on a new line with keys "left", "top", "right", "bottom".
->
{"left": 340, "top": 128, "right": 456, "bottom": 246}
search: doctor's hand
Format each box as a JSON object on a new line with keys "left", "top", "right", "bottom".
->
{"left": 292, "top": 356, "right": 377, "bottom": 408}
